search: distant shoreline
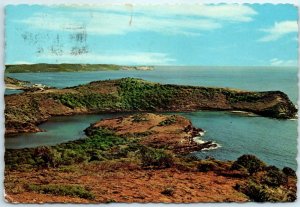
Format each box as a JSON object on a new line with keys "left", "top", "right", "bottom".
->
{"left": 5, "top": 64, "right": 154, "bottom": 73}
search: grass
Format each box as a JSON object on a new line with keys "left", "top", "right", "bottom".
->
{"left": 25, "top": 184, "right": 95, "bottom": 200}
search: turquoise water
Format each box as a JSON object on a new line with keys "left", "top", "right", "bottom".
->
{"left": 179, "top": 111, "right": 297, "bottom": 170}
{"left": 5, "top": 89, "right": 23, "bottom": 95}
{"left": 5, "top": 66, "right": 298, "bottom": 169}
{"left": 6, "top": 113, "right": 127, "bottom": 149}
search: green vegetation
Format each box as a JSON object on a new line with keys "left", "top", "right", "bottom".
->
{"left": 4, "top": 76, "right": 30, "bottom": 86}
{"left": 5, "top": 64, "right": 120, "bottom": 73}
{"left": 282, "top": 167, "right": 296, "bottom": 177}
{"left": 5, "top": 128, "right": 129, "bottom": 169}
{"left": 118, "top": 78, "right": 177, "bottom": 110}
{"left": 5, "top": 78, "right": 297, "bottom": 137}
{"left": 52, "top": 78, "right": 179, "bottom": 111}
{"left": 232, "top": 155, "right": 297, "bottom": 202}
{"left": 262, "top": 166, "right": 288, "bottom": 187}
{"left": 221, "top": 91, "right": 264, "bottom": 103}
{"left": 25, "top": 184, "right": 95, "bottom": 200}
{"left": 132, "top": 113, "right": 149, "bottom": 122}
{"left": 231, "top": 154, "right": 266, "bottom": 174}
{"left": 158, "top": 116, "right": 177, "bottom": 126}
{"left": 237, "top": 182, "right": 270, "bottom": 202}
{"left": 52, "top": 93, "right": 121, "bottom": 110}
{"left": 5, "top": 126, "right": 173, "bottom": 170}
{"left": 237, "top": 181, "right": 296, "bottom": 202}
{"left": 5, "top": 64, "right": 153, "bottom": 73}
{"left": 197, "top": 160, "right": 219, "bottom": 172}
{"left": 139, "top": 146, "right": 174, "bottom": 169}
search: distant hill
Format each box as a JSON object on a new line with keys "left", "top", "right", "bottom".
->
{"left": 5, "top": 64, "right": 154, "bottom": 73}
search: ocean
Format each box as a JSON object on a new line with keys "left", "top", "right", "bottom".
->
{"left": 5, "top": 66, "right": 298, "bottom": 169}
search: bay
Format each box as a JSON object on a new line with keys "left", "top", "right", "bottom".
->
{"left": 5, "top": 66, "right": 298, "bottom": 169}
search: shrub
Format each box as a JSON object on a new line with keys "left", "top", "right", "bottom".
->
{"left": 231, "top": 155, "right": 266, "bottom": 174}
{"left": 25, "top": 184, "right": 95, "bottom": 200}
{"left": 263, "top": 166, "right": 288, "bottom": 187}
{"left": 33, "top": 147, "right": 62, "bottom": 168}
{"left": 161, "top": 187, "right": 174, "bottom": 196}
{"left": 184, "top": 155, "right": 199, "bottom": 162}
{"left": 239, "top": 182, "right": 270, "bottom": 202}
{"left": 197, "top": 160, "right": 218, "bottom": 172}
{"left": 139, "top": 147, "right": 173, "bottom": 169}
{"left": 132, "top": 114, "right": 149, "bottom": 122}
{"left": 282, "top": 167, "right": 296, "bottom": 177}
{"left": 60, "top": 149, "right": 88, "bottom": 165}
{"left": 158, "top": 116, "right": 177, "bottom": 126}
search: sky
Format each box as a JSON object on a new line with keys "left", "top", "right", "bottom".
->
{"left": 5, "top": 4, "right": 299, "bottom": 66}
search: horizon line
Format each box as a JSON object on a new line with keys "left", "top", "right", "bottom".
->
{"left": 4, "top": 63, "right": 298, "bottom": 68}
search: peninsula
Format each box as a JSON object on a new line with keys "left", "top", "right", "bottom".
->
{"left": 5, "top": 78, "right": 297, "bottom": 135}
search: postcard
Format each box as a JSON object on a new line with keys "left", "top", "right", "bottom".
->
{"left": 4, "top": 3, "right": 298, "bottom": 203}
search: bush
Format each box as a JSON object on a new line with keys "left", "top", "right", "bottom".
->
{"left": 139, "top": 147, "right": 174, "bottom": 169}
{"left": 5, "top": 127, "right": 129, "bottom": 169}
{"left": 132, "top": 114, "right": 149, "bottom": 122}
{"left": 158, "top": 116, "right": 177, "bottom": 126}
{"left": 237, "top": 181, "right": 297, "bottom": 202}
{"left": 60, "top": 149, "right": 88, "bottom": 165}
{"left": 239, "top": 182, "right": 270, "bottom": 202}
{"left": 263, "top": 166, "right": 287, "bottom": 187}
{"left": 161, "top": 187, "right": 174, "bottom": 196}
{"left": 231, "top": 155, "right": 266, "bottom": 174}
{"left": 282, "top": 167, "right": 296, "bottom": 177}
{"left": 33, "top": 147, "right": 62, "bottom": 168}
{"left": 197, "top": 160, "right": 218, "bottom": 172}
{"left": 25, "top": 184, "right": 95, "bottom": 200}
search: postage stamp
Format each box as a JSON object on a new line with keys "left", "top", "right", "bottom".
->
{"left": 3, "top": 1, "right": 298, "bottom": 203}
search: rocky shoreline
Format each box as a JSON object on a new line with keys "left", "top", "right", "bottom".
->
{"left": 85, "top": 113, "right": 217, "bottom": 154}
{"left": 5, "top": 78, "right": 297, "bottom": 135}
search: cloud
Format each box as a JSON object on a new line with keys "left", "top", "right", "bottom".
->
{"left": 11, "top": 61, "right": 34, "bottom": 65}
{"left": 259, "top": 21, "right": 298, "bottom": 42}
{"left": 32, "top": 52, "right": 176, "bottom": 65}
{"left": 132, "top": 4, "right": 257, "bottom": 22}
{"left": 269, "top": 58, "right": 297, "bottom": 66}
{"left": 16, "top": 4, "right": 257, "bottom": 36}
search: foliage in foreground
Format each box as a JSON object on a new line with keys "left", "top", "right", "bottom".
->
{"left": 232, "top": 155, "right": 297, "bottom": 202}
{"left": 5, "top": 126, "right": 174, "bottom": 170}
{"left": 231, "top": 154, "right": 266, "bottom": 174}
